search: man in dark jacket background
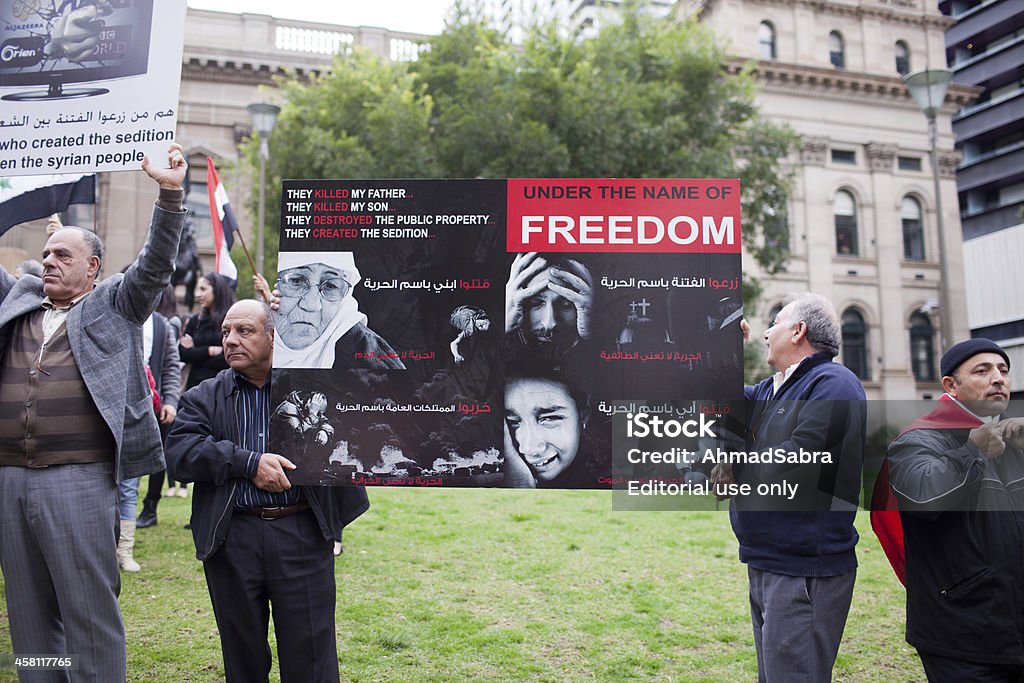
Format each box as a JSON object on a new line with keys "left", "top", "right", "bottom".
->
{"left": 712, "top": 293, "right": 866, "bottom": 682}
{"left": 166, "top": 299, "right": 369, "bottom": 683}
{"left": 887, "top": 338, "right": 1024, "bottom": 681}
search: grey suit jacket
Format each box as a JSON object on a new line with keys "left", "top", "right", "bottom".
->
{"left": 0, "top": 204, "right": 186, "bottom": 482}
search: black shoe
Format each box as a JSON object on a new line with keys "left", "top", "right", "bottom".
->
{"left": 136, "top": 499, "right": 158, "bottom": 529}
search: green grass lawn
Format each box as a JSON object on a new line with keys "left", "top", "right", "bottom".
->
{"left": 0, "top": 483, "right": 923, "bottom": 682}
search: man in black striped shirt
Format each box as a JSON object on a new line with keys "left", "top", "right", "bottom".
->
{"left": 167, "top": 299, "right": 368, "bottom": 683}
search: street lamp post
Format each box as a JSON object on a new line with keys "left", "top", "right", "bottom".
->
{"left": 246, "top": 102, "right": 281, "bottom": 277}
{"left": 903, "top": 68, "right": 954, "bottom": 352}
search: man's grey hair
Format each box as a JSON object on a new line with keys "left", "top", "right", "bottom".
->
{"left": 257, "top": 300, "right": 275, "bottom": 335}
{"left": 62, "top": 226, "right": 104, "bottom": 272}
{"left": 785, "top": 293, "right": 841, "bottom": 357}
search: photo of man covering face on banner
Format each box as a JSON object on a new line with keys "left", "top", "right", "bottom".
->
{"left": 273, "top": 251, "right": 405, "bottom": 370}
{"left": 505, "top": 252, "right": 593, "bottom": 370}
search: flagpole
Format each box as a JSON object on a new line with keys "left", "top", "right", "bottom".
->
{"left": 232, "top": 226, "right": 258, "bottom": 276}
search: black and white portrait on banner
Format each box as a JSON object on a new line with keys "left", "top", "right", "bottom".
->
{"left": 269, "top": 179, "right": 743, "bottom": 488}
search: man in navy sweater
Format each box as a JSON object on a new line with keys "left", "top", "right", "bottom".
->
{"left": 713, "top": 293, "right": 866, "bottom": 682}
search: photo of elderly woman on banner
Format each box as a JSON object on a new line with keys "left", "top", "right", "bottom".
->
{"left": 273, "top": 251, "right": 404, "bottom": 370}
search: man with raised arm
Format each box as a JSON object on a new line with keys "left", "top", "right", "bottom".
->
{"left": 0, "top": 145, "right": 188, "bottom": 681}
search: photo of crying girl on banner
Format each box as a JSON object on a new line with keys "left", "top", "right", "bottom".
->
{"left": 267, "top": 178, "right": 743, "bottom": 488}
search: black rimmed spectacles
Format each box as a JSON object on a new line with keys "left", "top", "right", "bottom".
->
{"left": 277, "top": 273, "right": 350, "bottom": 302}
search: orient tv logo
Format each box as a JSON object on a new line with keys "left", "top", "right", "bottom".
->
{"left": 0, "top": 37, "right": 44, "bottom": 68}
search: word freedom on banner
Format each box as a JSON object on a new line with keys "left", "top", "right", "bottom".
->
{"left": 270, "top": 178, "right": 743, "bottom": 489}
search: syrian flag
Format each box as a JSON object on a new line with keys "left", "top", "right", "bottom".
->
{"left": 0, "top": 174, "right": 96, "bottom": 235}
{"left": 206, "top": 158, "right": 238, "bottom": 281}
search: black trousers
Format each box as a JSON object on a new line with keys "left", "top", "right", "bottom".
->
{"left": 919, "top": 650, "right": 1024, "bottom": 683}
{"left": 203, "top": 508, "right": 339, "bottom": 683}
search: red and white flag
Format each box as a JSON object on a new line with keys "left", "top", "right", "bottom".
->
{"left": 206, "top": 158, "right": 238, "bottom": 281}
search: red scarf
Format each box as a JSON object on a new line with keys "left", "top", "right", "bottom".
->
{"left": 870, "top": 394, "right": 982, "bottom": 585}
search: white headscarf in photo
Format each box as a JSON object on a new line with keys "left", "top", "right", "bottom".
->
{"left": 273, "top": 251, "right": 367, "bottom": 368}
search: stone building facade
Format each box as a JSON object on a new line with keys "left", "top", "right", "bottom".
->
{"left": 0, "top": 3, "right": 978, "bottom": 399}
{"left": 680, "top": 0, "right": 976, "bottom": 399}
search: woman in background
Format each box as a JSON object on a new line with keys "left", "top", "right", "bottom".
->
{"left": 172, "top": 273, "right": 235, "bottom": 499}
{"left": 179, "top": 272, "right": 235, "bottom": 391}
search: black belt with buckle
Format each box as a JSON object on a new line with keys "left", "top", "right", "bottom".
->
{"left": 240, "top": 501, "right": 310, "bottom": 520}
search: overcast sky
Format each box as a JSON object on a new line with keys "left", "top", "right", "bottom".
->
{"left": 187, "top": 0, "right": 454, "bottom": 35}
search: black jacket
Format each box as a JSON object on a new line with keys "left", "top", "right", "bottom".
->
{"left": 888, "top": 422, "right": 1024, "bottom": 665}
{"left": 166, "top": 369, "right": 369, "bottom": 561}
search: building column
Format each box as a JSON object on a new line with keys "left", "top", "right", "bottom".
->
{"left": 799, "top": 136, "right": 834, "bottom": 295}
{"left": 936, "top": 148, "right": 970, "bottom": 346}
{"left": 866, "top": 143, "right": 916, "bottom": 400}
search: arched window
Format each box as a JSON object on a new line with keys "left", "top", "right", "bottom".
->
{"left": 834, "top": 190, "right": 858, "bottom": 255}
{"left": 902, "top": 196, "right": 924, "bottom": 260}
{"left": 829, "top": 31, "right": 845, "bottom": 68}
{"left": 841, "top": 309, "right": 868, "bottom": 380}
{"left": 895, "top": 41, "right": 910, "bottom": 76}
{"left": 909, "top": 313, "right": 935, "bottom": 381}
{"left": 759, "top": 21, "right": 777, "bottom": 60}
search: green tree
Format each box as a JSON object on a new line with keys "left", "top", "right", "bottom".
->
{"left": 236, "top": 49, "right": 438, "bottom": 289}
{"left": 414, "top": 10, "right": 796, "bottom": 273}
{"left": 240, "top": 7, "right": 796, "bottom": 378}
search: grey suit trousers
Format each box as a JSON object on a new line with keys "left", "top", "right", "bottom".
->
{"left": 0, "top": 462, "right": 125, "bottom": 683}
{"left": 747, "top": 565, "right": 856, "bottom": 683}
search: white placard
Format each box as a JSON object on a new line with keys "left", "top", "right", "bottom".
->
{"left": 0, "top": 0, "right": 186, "bottom": 176}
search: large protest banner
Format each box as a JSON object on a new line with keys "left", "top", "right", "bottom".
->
{"left": 0, "top": 0, "right": 186, "bottom": 176}
{"left": 270, "top": 179, "right": 744, "bottom": 488}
